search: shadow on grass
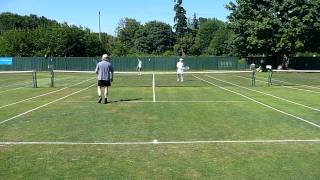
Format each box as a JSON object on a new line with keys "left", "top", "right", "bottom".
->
{"left": 109, "top": 98, "right": 143, "bottom": 104}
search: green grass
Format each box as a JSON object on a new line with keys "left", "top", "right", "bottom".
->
{"left": 0, "top": 71, "right": 320, "bottom": 179}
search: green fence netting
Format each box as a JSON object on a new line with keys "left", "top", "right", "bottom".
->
{"left": 0, "top": 56, "right": 247, "bottom": 71}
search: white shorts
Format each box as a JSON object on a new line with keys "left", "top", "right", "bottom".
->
{"left": 177, "top": 69, "right": 184, "bottom": 75}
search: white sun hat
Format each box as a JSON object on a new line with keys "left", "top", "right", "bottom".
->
{"left": 102, "top": 54, "right": 108, "bottom": 60}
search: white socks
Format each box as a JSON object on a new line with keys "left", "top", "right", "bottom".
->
{"left": 98, "top": 86, "right": 101, "bottom": 97}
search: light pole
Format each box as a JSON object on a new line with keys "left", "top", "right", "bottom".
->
{"left": 99, "top": 11, "right": 101, "bottom": 42}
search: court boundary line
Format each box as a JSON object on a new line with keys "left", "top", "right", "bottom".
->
{"left": 0, "top": 84, "right": 96, "bottom": 125}
{"left": 0, "top": 78, "right": 95, "bottom": 109}
{"left": 193, "top": 75, "right": 320, "bottom": 128}
{"left": 152, "top": 73, "right": 156, "bottom": 102}
{"left": 235, "top": 75, "right": 320, "bottom": 94}
{"left": 0, "top": 76, "right": 81, "bottom": 94}
{"left": 0, "top": 86, "right": 27, "bottom": 94}
{"left": 273, "top": 78, "right": 320, "bottom": 90}
{"left": 207, "top": 75, "right": 320, "bottom": 112}
{"left": 1, "top": 139, "right": 320, "bottom": 146}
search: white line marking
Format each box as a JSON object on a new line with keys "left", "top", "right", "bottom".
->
{"left": 0, "top": 78, "right": 95, "bottom": 109}
{"left": 273, "top": 78, "right": 320, "bottom": 90}
{"left": 208, "top": 75, "right": 320, "bottom": 112}
{"left": 235, "top": 75, "right": 320, "bottom": 94}
{"left": 0, "top": 71, "right": 34, "bottom": 74}
{"left": 273, "top": 70, "right": 320, "bottom": 73}
{"left": 1, "top": 139, "right": 319, "bottom": 145}
{"left": 193, "top": 75, "right": 320, "bottom": 128}
{"left": 0, "top": 84, "right": 96, "bottom": 125}
{"left": 0, "top": 81, "right": 31, "bottom": 88}
{"left": 278, "top": 85, "right": 320, "bottom": 94}
{"left": 0, "top": 76, "right": 77, "bottom": 94}
{"left": 152, "top": 73, "right": 156, "bottom": 102}
{"left": 0, "top": 86, "right": 26, "bottom": 94}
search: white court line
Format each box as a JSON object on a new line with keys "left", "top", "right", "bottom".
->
{"left": 0, "top": 81, "right": 30, "bottom": 88}
{"left": 0, "top": 86, "right": 26, "bottom": 94}
{"left": 235, "top": 75, "right": 320, "bottom": 94}
{"left": 0, "top": 78, "right": 95, "bottom": 109}
{"left": 273, "top": 78, "right": 320, "bottom": 90}
{"left": 0, "top": 76, "right": 76, "bottom": 94}
{"left": 193, "top": 75, "right": 320, "bottom": 128}
{"left": 152, "top": 73, "right": 156, "bottom": 102}
{"left": 0, "top": 84, "right": 96, "bottom": 125}
{"left": 208, "top": 76, "right": 320, "bottom": 113}
{"left": 1, "top": 139, "right": 320, "bottom": 146}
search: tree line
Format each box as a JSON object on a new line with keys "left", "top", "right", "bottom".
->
{"left": 0, "top": 0, "right": 319, "bottom": 67}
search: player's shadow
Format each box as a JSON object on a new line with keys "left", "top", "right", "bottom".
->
{"left": 109, "top": 98, "right": 143, "bottom": 104}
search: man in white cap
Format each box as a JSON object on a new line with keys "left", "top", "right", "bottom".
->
{"left": 176, "top": 58, "right": 184, "bottom": 82}
{"left": 136, "top": 58, "right": 142, "bottom": 76}
{"left": 95, "top": 54, "right": 114, "bottom": 104}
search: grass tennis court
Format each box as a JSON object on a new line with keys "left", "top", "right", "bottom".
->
{"left": 1, "top": 71, "right": 320, "bottom": 179}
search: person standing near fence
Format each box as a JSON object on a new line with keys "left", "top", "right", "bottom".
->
{"left": 250, "top": 63, "right": 256, "bottom": 87}
{"left": 95, "top": 54, "right": 114, "bottom": 104}
{"left": 137, "top": 58, "right": 142, "bottom": 76}
{"left": 176, "top": 58, "right": 184, "bottom": 82}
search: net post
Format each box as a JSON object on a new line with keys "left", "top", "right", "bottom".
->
{"left": 251, "top": 70, "right": 256, "bottom": 87}
{"left": 49, "top": 65, "right": 54, "bottom": 88}
{"left": 34, "top": 70, "right": 38, "bottom": 88}
{"left": 32, "top": 70, "right": 38, "bottom": 88}
{"left": 32, "top": 70, "right": 35, "bottom": 88}
{"left": 267, "top": 69, "right": 273, "bottom": 86}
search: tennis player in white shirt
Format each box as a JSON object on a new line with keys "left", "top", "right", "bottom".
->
{"left": 176, "top": 58, "right": 184, "bottom": 82}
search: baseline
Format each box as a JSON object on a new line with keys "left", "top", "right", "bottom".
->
{"left": 1, "top": 139, "right": 320, "bottom": 146}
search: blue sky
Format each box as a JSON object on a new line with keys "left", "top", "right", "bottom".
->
{"left": 0, "top": 0, "right": 231, "bottom": 35}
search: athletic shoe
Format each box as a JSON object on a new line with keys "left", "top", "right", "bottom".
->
{"left": 98, "top": 97, "right": 102, "bottom": 103}
{"left": 104, "top": 98, "right": 108, "bottom": 104}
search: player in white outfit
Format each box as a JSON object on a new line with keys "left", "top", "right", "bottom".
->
{"left": 137, "top": 59, "right": 142, "bottom": 76}
{"left": 176, "top": 58, "right": 184, "bottom": 82}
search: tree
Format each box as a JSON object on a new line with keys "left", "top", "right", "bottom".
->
{"left": 226, "top": 0, "right": 320, "bottom": 69}
{"left": 192, "top": 13, "right": 199, "bottom": 30}
{"left": 0, "top": 12, "right": 58, "bottom": 32}
{"left": 0, "top": 13, "right": 105, "bottom": 57}
{"left": 192, "top": 18, "right": 226, "bottom": 55}
{"left": 207, "top": 27, "right": 234, "bottom": 55}
{"left": 134, "top": 21, "right": 175, "bottom": 54}
{"left": 174, "top": 0, "right": 188, "bottom": 36}
{"left": 0, "top": 36, "right": 13, "bottom": 55}
{"left": 116, "top": 18, "right": 141, "bottom": 54}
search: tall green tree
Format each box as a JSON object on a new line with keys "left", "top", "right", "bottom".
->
{"left": 0, "top": 13, "right": 105, "bottom": 57}
{"left": 116, "top": 18, "right": 141, "bottom": 54}
{"left": 226, "top": 0, "right": 320, "bottom": 68}
{"left": 0, "top": 12, "right": 58, "bottom": 32}
{"left": 207, "top": 27, "right": 234, "bottom": 55}
{"left": 134, "top": 21, "right": 175, "bottom": 54}
{"left": 174, "top": 0, "right": 188, "bottom": 36}
{"left": 192, "top": 18, "right": 226, "bottom": 55}
{"left": 192, "top": 13, "right": 199, "bottom": 30}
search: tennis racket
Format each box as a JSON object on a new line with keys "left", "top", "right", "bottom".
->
{"left": 183, "top": 66, "right": 190, "bottom": 71}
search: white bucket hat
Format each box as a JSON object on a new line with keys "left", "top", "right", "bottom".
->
{"left": 102, "top": 54, "right": 108, "bottom": 60}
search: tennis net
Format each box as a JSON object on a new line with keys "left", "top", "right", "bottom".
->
{"left": 51, "top": 70, "right": 256, "bottom": 88}
{"left": 0, "top": 71, "right": 38, "bottom": 89}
